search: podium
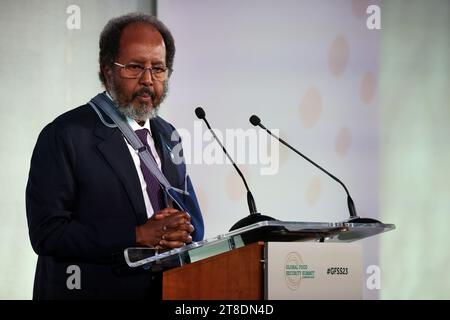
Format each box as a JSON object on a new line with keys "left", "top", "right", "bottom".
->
{"left": 124, "top": 220, "right": 394, "bottom": 299}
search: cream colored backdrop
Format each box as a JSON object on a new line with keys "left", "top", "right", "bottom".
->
{"left": 158, "top": 0, "right": 381, "bottom": 300}
{"left": 0, "top": 0, "right": 448, "bottom": 299}
{"left": 379, "top": 0, "right": 450, "bottom": 299}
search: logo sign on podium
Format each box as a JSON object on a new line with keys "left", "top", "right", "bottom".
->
{"left": 266, "top": 242, "right": 363, "bottom": 299}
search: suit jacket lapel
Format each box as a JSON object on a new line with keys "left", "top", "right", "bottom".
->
{"left": 94, "top": 121, "right": 148, "bottom": 225}
{"left": 150, "top": 119, "right": 184, "bottom": 189}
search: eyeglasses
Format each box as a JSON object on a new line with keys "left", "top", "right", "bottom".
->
{"left": 114, "top": 62, "right": 168, "bottom": 81}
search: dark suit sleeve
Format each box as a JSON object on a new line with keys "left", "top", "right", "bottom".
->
{"left": 168, "top": 123, "right": 204, "bottom": 241}
{"left": 154, "top": 118, "right": 205, "bottom": 241}
{"left": 26, "top": 122, "right": 135, "bottom": 260}
{"left": 185, "top": 175, "right": 204, "bottom": 242}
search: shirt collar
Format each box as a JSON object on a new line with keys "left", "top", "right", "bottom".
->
{"left": 105, "top": 90, "right": 114, "bottom": 101}
{"left": 127, "top": 117, "right": 151, "bottom": 134}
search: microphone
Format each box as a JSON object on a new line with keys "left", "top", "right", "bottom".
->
{"left": 195, "top": 107, "right": 276, "bottom": 230}
{"left": 250, "top": 115, "right": 380, "bottom": 224}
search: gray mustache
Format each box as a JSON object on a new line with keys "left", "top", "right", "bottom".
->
{"left": 133, "top": 88, "right": 155, "bottom": 100}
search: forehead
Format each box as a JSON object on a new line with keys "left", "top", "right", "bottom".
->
{"left": 118, "top": 23, "right": 166, "bottom": 63}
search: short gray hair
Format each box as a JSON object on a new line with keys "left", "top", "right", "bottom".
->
{"left": 98, "top": 12, "right": 175, "bottom": 86}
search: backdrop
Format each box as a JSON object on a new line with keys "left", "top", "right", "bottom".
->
{"left": 0, "top": 0, "right": 448, "bottom": 299}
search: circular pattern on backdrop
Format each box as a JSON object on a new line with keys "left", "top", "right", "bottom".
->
{"left": 360, "top": 71, "right": 376, "bottom": 105}
{"left": 335, "top": 127, "right": 352, "bottom": 157}
{"left": 352, "top": 0, "right": 370, "bottom": 18}
{"left": 305, "top": 176, "right": 322, "bottom": 206}
{"left": 328, "top": 34, "right": 349, "bottom": 77}
{"left": 299, "top": 87, "right": 323, "bottom": 128}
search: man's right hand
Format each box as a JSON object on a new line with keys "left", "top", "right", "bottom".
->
{"left": 135, "top": 208, "right": 194, "bottom": 249}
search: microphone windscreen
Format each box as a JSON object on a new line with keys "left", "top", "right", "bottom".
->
{"left": 249, "top": 115, "right": 261, "bottom": 126}
{"left": 195, "top": 107, "right": 206, "bottom": 119}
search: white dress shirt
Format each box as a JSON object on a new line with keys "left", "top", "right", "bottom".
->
{"left": 105, "top": 92, "right": 162, "bottom": 218}
{"left": 125, "top": 118, "right": 162, "bottom": 219}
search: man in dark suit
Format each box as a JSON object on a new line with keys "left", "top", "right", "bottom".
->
{"left": 26, "top": 13, "right": 204, "bottom": 299}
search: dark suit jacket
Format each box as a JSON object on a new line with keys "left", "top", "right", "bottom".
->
{"left": 26, "top": 102, "right": 204, "bottom": 299}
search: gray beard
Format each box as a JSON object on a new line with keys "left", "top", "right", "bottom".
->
{"left": 117, "top": 102, "right": 160, "bottom": 122}
{"left": 110, "top": 81, "right": 169, "bottom": 122}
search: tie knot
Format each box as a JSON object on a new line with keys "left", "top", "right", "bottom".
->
{"left": 135, "top": 129, "right": 149, "bottom": 144}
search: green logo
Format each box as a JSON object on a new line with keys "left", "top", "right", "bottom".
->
{"left": 285, "top": 252, "right": 315, "bottom": 290}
